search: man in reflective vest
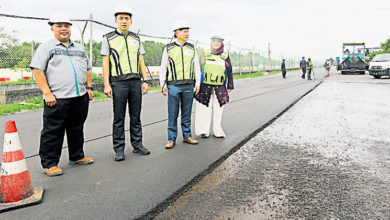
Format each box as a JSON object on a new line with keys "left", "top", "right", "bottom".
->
{"left": 307, "top": 57, "right": 313, "bottom": 80}
{"left": 101, "top": 6, "right": 150, "bottom": 161}
{"left": 159, "top": 20, "right": 201, "bottom": 149}
{"left": 324, "top": 59, "right": 331, "bottom": 77}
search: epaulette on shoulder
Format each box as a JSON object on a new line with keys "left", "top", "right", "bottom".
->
{"left": 185, "top": 42, "right": 194, "bottom": 49}
{"left": 103, "top": 31, "right": 117, "bottom": 40}
{"left": 128, "top": 31, "right": 140, "bottom": 40}
{"left": 166, "top": 43, "right": 176, "bottom": 50}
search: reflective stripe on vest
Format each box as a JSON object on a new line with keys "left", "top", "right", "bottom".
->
{"left": 203, "top": 50, "right": 227, "bottom": 85}
{"left": 106, "top": 31, "right": 140, "bottom": 77}
{"left": 166, "top": 42, "right": 195, "bottom": 83}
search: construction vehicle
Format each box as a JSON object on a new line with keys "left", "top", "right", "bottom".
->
{"left": 337, "top": 42, "right": 366, "bottom": 74}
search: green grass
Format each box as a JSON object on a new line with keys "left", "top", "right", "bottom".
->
{"left": 0, "top": 78, "right": 36, "bottom": 85}
{"left": 233, "top": 69, "right": 300, "bottom": 80}
{"left": 234, "top": 71, "right": 265, "bottom": 79}
{"left": 92, "top": 91, "right": 108, "bottom": 100}
{"left": 0, "top": 97, "right": 44, "bottom": 116}
{"left": 234, "top": 70, "right": 284, "bottom": 79}
{"left": 0, "top": 91, "right": 108, "bottom": 116}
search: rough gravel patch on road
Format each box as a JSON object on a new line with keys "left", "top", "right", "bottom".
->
{"left": 156, "top": 80, "right": 390, "bottom": 219}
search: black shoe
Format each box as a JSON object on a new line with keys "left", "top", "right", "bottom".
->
{"left": 115, "top": 151, "right": 125, "bottom": 161}
{"left": 133, "top": 145, "right": 150, "bottom": 155}
{"left": 213, "top": 134, "right": 225, "bottom": 138}
{"left": 201, "top": 134, "right": 209, "bottom": 138}
{"left": 301, "top": 75, "right": 305, "bottom": 79}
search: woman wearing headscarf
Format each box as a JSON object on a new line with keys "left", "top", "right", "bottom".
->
{"left": 194, "top": 35, "right": 234, "bottom": 138}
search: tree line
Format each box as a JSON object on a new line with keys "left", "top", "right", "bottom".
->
{"left": 368, "top": 37, "right": 390, "bottom": 60}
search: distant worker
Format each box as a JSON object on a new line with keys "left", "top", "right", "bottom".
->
{"left": 324, "top": 59, "right": 331, "bottom": 77}
{"left": 306, "top": 57, "right": 313, "bottom": 80}
{"left": 281, "top": 59, "right": 286, "bottom": 78}
{"left": 300, "top": 56, "right": 307, "bottom": 79}
{"left": 365, "top": 49, "right": 370, "bottom": 56}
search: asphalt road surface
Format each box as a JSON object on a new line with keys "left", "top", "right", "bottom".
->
{"left": 156, "top": 69, "right": 390, "bottom": 219}
{"left": 0, "top": 69, "right": 320, "bottom": 219}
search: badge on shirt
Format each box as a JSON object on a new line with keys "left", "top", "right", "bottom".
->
{"left": 184, "top": 50, "right": 192, "bottom": 56}
{"left": 55, "top": 49, "right": 62, "bottom": 55}
{"left": 129, "top": 40, "right": 138, "bottom": 46}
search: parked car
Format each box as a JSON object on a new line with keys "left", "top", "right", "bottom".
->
{"left": 369, "top": 53, "right": 390, "bottom": 79}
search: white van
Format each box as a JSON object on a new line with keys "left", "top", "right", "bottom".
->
{"left": 369, "top": 53, "right": 390, "bottom": 78}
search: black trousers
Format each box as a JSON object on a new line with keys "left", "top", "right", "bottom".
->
{"left": 111, "top": 79, "right": 143, "bottom": 152}
{"left": 307, "top": 69, "right": 312, "bottom": 79}
{"left": 39, "top": 93, "right": 89, "bottom": 168}
{"left": 282, "top": 70, "right": 287, "bottom": 78}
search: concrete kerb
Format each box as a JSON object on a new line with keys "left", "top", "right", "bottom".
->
{"left": 135, "top": 81, "right": 323, "bottom": 220}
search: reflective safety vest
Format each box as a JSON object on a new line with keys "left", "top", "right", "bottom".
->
{"left": 166, "top": 42, "right": 196, "bottom": 85}
{"left": 326, "top": 60, "right": 331, "bottom": 67}
{"left": 307, "top": 60, "right": 313, "bottom": 70}
{"left": 104, "top": 30, "right": 141, "bottom": 81}
{"left": 202, "top": 50, "right": 228, "bottom": 85}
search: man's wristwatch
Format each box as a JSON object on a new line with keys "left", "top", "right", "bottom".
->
{"left": 86, "top": 86, "right": 94, "bottom": 90}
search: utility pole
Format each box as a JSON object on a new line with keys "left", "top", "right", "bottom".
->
{"left": 31, "top": 41, "right": 34, "bottom": 59}
{"left": 239, "top": 50, "right": 241, "bottom": 75}
{"left": 267, "top": 43, "right": 271, "bottom": 71}
{"left": 252, "top": 47, "right": 255, "bottom": 71}
{"left": 77, "top": 21, "right": 88, "bottom": 47}
{"left": 89, "top": 14, "right": 93, "bottom": 67}
{"left": 273, "top": 55, "right": 276, "bottom": 70}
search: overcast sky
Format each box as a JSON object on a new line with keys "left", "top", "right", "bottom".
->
{"left": 1, "top": 0, "right": 390, "bottom": 61}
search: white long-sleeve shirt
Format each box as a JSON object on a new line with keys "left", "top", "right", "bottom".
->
{"left": 159, "top": 41, "right": 201, "bottom": 87}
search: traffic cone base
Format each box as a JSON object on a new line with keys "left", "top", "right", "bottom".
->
{"left": 0, "top": 187, "right": 44, "bottom": 213}
{"left": 0, "top": 120, "right": 44, "bottom": 212}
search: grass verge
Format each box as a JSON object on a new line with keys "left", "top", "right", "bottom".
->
{"left": 0, "top": 91, "right": 108, "bottom": 116}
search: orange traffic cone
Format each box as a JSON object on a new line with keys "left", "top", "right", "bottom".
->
{"left": 0, "top": 121, "right": 44, "bottom": 213}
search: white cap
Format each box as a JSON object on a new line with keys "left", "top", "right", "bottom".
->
{"left": 48, "top": 14, "right": 72, "bottom": 26}
{"left": 114, "top": 5, "right": 133, "bottom": 17}
{"left": 211, "top": 34, "right": 224, "bottom": 41}
{"left": 172, "top": 20, "right": 190, "bottom": 32}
